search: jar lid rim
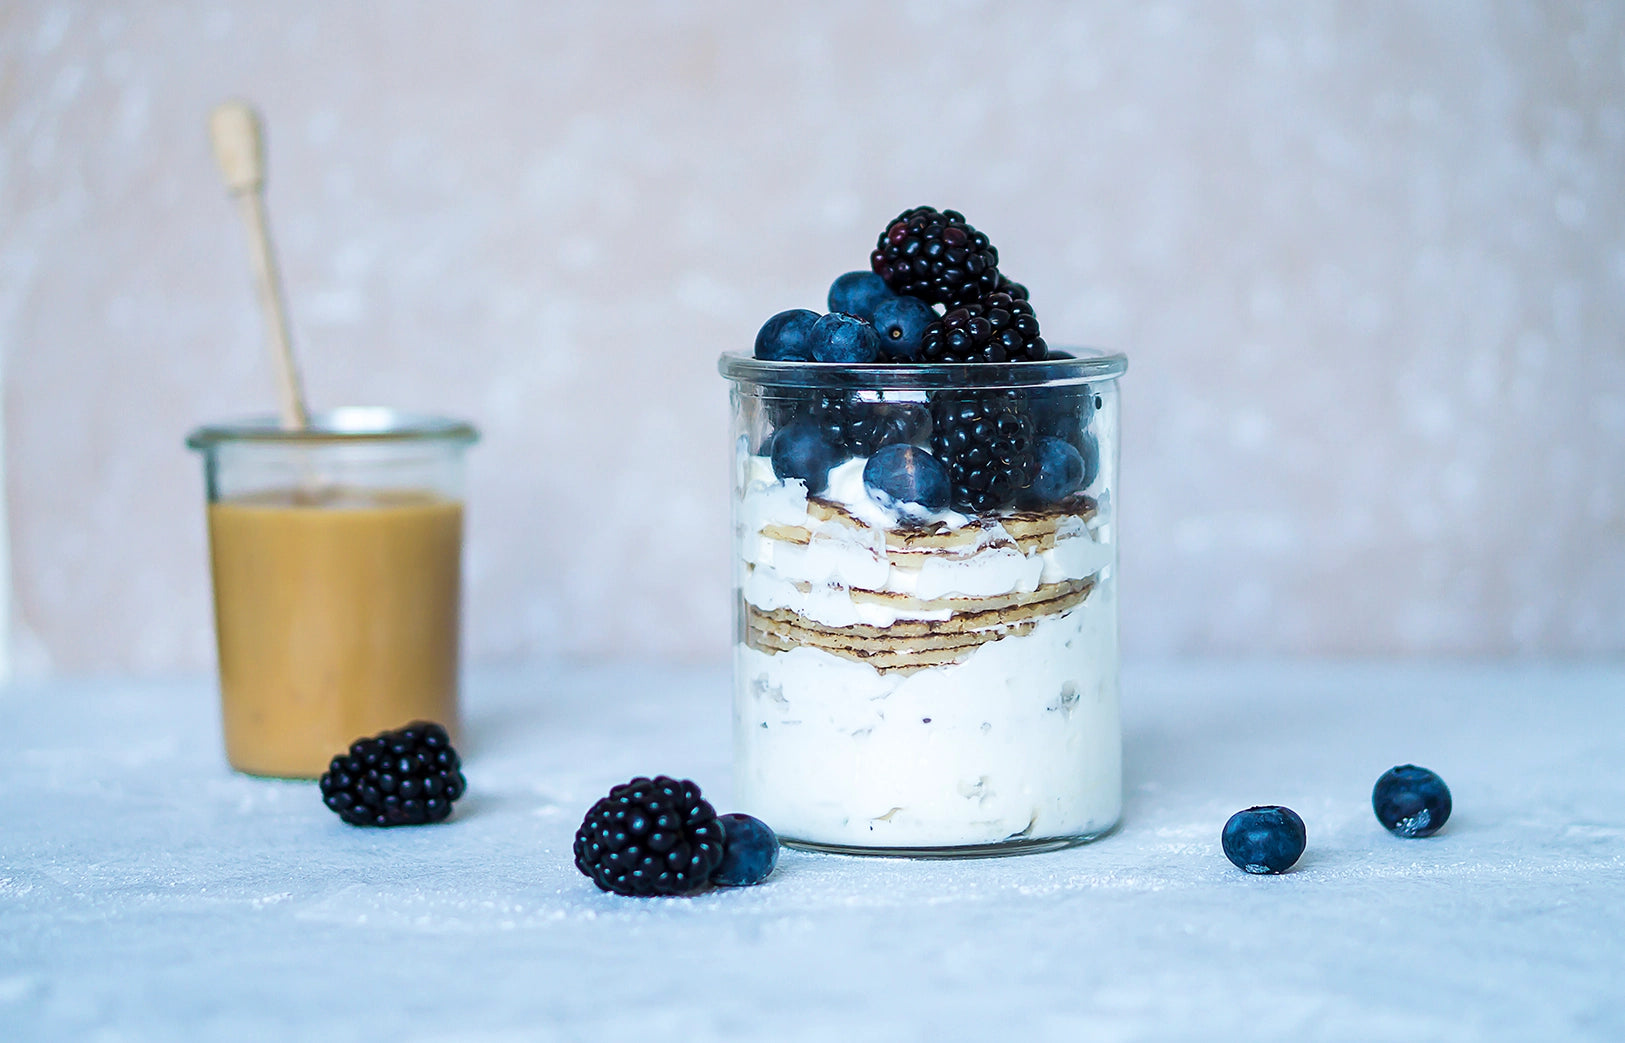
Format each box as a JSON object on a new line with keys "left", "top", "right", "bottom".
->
{"left": 717, "top": 348, "right": 1127, "bottom": 389}
{"left": 186, "top": 408, "right": 479, "bottom": 449}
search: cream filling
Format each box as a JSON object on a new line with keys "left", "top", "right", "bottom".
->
{"left": 737, "top": 452, "right": 1110, "bottom": 625}
{"left": 733, "top": 583, "right": 1122, "bottom": 848}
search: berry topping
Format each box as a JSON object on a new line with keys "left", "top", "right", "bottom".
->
{"left": 1030, "top": 385, "right": 1096, "bottom": 452}
{"left": 994, "top": 273, "right": 1030, "bottom": 300}
{"left": 929, "top": 392, "right": 1038, "bottom": 512}
{"left": 863, "top": 444, "right": 952, "bottom": 514}
{"left": 1372, "top": 765, "right": 1452, "bottom": 837}
{"left": 827, "top": 271, "right": 894, "bottom": 321}
{"left": 1222, "top": 806, "right": 1307, "bottom": 874}
{"left": 1076, "top": 430, "right": 1100, "bottom": 490}
{"left": 573, "top": 776, "right": 726, "bottom": 897}
{"left": 711, "top": 813, "right": 780, "bottom": 887}
{"left": 1025, "top": 436, "right": 1087, "bottom": 506}
{"left": 869, "top": 294, "right": 938, "bottom": 362}
{"left": 918, "top": 291, "right": 1046, "bottom": 364}
{"left": 809, "top": 312, "right": 882, "bottom": 363}
{"left": 754, "top": 309, "right": 819, "bottom": 361}
{"left": 319, "top": 721, "right": 466, "bottom": 827}
{"left": 769, "top": 418, "right": 843, "bottom": 494}
{"left": 870, "top": 206, "right": 1000, "bottom": 308}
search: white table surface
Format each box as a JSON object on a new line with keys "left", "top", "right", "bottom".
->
{"left": 2, "top": 661, "right": 1622, "bottom": 1042}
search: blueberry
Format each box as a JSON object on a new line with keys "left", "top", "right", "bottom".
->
{"left": 754, "top": 309, "right": 820, "bottom": 361}
{"left": 868, "top": 401, "right": 932, "bottom": 448}
{"left": 711, "top": 813, "right": 780, "bottom": 887}
{"left": 808, "top": 312, "right": 882, "bottom": 364}
{"left": 1031, "top": 386, "right": 1096, "bottom": 446}
{"left": 1372, "top": 765, "right": 1452, "bottom": 837}
{"left": 869, "top": 295, "right": 937, "bottom": 361}
{"left": 770, "top": 419, "right": 843, "bottom": 494}
{"left": 827, "top": 271, "right": 894, "bottom": 321}
{"left": 1222, "top": 806, "right": 1307, "bottom": 874}
{"left": 1027, "top": 437, "right": 1086, "bottom": 505}
{"left": 863, "top": 445, "right": 951, "bottom": 513}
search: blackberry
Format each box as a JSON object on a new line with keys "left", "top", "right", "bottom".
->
{"left": 319, "top": 721, "right": 466, "bottom": 827}
{"left": 917, "top": 292, "right": 1046, "bottom": 364}
{"left": 995, "top": 273, "right": 1029, "bottom": 300}
{"left": 573, "top": 776, "right": 725, "bottom": 897}
{"left": 871, "top": 206, "right": 1000, "bottom": 308}
{"left": 929, "top": 392, "right": 1039, "bottom": 512}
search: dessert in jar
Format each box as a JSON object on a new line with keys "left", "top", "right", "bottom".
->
{"left": 719, "top": 207, "right": 1127, "bottom": 855}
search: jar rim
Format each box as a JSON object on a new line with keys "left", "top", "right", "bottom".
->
{"left": 717, "top": 348, "right": 1127, "bottom": 389}
{"left": 185, "top": 407, "right": 479, "bottom": 449}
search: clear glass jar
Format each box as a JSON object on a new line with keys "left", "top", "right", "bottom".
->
{"left": 186, "top": 408, "right": 478, "bottom": 778}
{"left": 719, "top": 352, "right": 1126, "bottom": 855}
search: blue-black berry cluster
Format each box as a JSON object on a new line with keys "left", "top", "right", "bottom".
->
{"left": 319, "top": 721, "right": 466, "bottom": 827}
{"left": 573, "top": 776, "right": 780, "bottom": 897}
{"left": 750, "top": 206, "right": 1097, "bottom": 516}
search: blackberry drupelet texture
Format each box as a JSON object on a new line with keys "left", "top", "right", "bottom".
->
{"left": 994, "top": 273, "right": 1029, "bottom": 300}
{"left": 573, "top": 776, "right": 726, "bottom": 897}
{"left": 929, "top": 391, "right": 1039, "bottom": 512}
{"left": 871, "top": 206, "right": 1000, "bottom": 308}
{"left": 917, "top": 292, "right": 1047, "bottom": 364}
{"left": 319, "top": 721, "right": 466, "bottom": 827}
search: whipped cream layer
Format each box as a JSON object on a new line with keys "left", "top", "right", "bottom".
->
{"left": 734, "top": 582, "right": 1122, "bottom": 848}
{"left": 737, "top": 454, "right": 1111, "bottom": 629}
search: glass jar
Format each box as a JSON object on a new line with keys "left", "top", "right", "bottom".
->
{"left": 719, "top": 352, "right": 1126, "bottom": 855}
{"left": 186, "top": 408, "right": 478, "bottom": 778}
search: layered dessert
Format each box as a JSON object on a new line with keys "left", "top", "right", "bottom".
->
{"left": 722, "top": 206, "right": 1125, "bottom": 853}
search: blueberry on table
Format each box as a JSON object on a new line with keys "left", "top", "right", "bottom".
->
{"left": 869, "top": 294, "right": 937, "bottom": 361}
{"left": 828, "top": 270, "right": 894, "bottom": 321}
{"left": 770, "top": 419, "right": 843, "bottom": 494}
{"left": 863, "top": 444, "right": 951, "bottom": 513}
{"left": 1026, "top": 436, "right": 1086, "bottom": 505}
{"left": 1372, "top": 765, "right": 1452, "bottom": 837}
{"left": 809, "top": 312, "right": 882, "bottom": 363}
{"left": 754, "top": 309, "right": 820, "bottom": 361}
{"left": 712, "top": 813, "right": 780, "bottom": 887}
{"left": 1222, "top": 806, "right": 1307, "bottom": 874}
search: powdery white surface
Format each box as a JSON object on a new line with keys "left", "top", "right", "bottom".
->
{"left": 2, "top": 662, "right": 1623, "bottom": 1041}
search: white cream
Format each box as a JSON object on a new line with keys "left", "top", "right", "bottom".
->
{"left": 734, "top": 582, "right": 1121, "bottom": 849}
{"left": 733, "top": 447, "right": 1121, "bottom": 849}
{"left": 736, "top": 453, "right": 1110, "bottom": 610}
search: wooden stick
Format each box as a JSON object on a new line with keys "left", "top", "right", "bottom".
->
{"left": 208, "top": 101, "right": 309, "bottom": 430}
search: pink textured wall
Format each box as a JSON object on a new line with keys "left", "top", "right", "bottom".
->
{"left": 2, "top": 2, "right": 1622, "bottom": 674}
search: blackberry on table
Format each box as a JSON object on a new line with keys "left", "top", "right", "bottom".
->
{"left": 319, "top": 721, "right": 466, "bottom": 827}
{"left": 930, "top": 391, "right": 1039, "bottom": 512}
{"left": 871, "top": 206, "right": 1000, "bottom": 309}
{"left": 573, "top": 776, "right": 726, "bottom": 897}
{"left": 918, "top": 292, "right": 1046, "bottom": 364}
